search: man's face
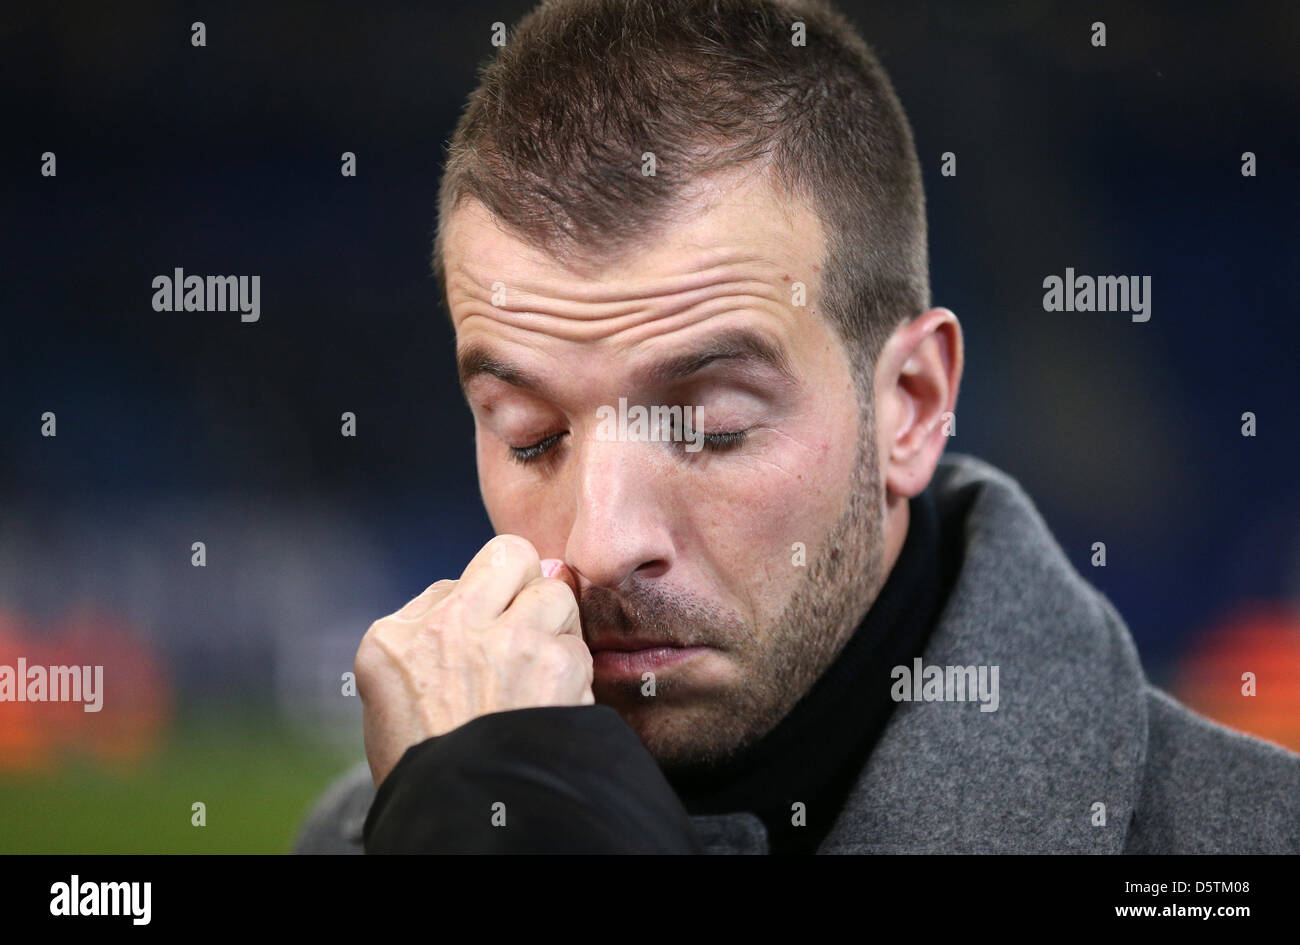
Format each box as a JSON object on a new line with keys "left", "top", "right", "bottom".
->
{"left": 444, "top": 165, "right": 888, "bottom": 767}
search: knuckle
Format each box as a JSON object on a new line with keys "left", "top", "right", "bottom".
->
{"left": 564, "top": 635, "right": 593, "bottom": 672}
{"left": 354, "top": 626, "right": 390, "bottom": 677}
{"left": 539, "top": 641, "right": 576, "bottom": 676}
{"left": 503, "top": 625, "right": 541, "bottom": 660}
{"left": 398, "top": 581, "right": 447, "bottom": 617}
{"left": 416, "top": 579, "right": 456, "bottom": 607}
{"left": 359, "top": 617, "right": 394, "bottom": 654}
{"left": 487, "top": 533, "right": 539, "bottom": 567}
{"left": 428, "top": 591, "right": 466, "bottom": 625}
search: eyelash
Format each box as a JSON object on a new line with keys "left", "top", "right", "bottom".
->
{"left": 507, "top": 430, "right": 749, "bottom": 466}
{"left": 509, "top": 433, "right": 566, "bottom": 465}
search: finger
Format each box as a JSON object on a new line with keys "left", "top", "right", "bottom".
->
{"left": 500, "top": 575, "right": 582, "bottom": 639}
{"left": 555, "top": 629, "right": 594, "bottom": 666}
{"left": 454, "top": 534, "right": 543, "bottom": 629}
{"left": 540, "top": 559, "right": 580, "bottom": 601}
{"left": 395, "top": 579, "right": 456, "bottom": 620}
{"left": 555, "top": 633, "right": 596, "bottom": 695}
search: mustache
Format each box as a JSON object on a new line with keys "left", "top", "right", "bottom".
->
{"left": 577, "top": 582, "right": 741, "bottom": 648}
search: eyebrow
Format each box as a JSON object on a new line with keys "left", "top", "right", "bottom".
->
{"left": 457, "top": 326, "right": 798, "bottom": 394}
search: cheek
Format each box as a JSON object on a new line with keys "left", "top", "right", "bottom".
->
{"left": 694, "top": 426, "right": 858, "bottom": 593}
{"left": 476, "top": 433, "right": 571, "bottom": 543}
{"left": 476, "top": 428, "right": 529, "bottom": 535}
{"left": 475, "top": 435, "right": 503, "bottom": 534}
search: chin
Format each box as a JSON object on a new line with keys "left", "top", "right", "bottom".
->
{"left": 597, "top": 689, "right": 761, "bottom": 768}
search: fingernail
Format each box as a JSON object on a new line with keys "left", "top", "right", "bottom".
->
{"left": 540, "top": 558, "right": 562, "bottom": 578}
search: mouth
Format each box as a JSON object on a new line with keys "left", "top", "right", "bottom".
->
{"left": 586, "top": 638, "right": 711, "bottom": 681}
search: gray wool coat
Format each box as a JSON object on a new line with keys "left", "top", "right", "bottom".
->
{"left": 293, "top": 452, "right": 1300, "bottom": 854}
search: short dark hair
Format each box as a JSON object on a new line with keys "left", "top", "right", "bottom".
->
{"left": 433, "top": 0, "right": 929, "bottom": 385}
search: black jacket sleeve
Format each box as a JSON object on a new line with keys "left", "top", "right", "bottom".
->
{"left": 362, "top": 705, "right": 704, "bottom": 853}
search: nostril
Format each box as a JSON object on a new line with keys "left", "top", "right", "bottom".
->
{"left": 633, "top": 559, "right": 670, "bottom": 581}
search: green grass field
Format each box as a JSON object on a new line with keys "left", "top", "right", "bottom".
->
{"left": 0, "top": 713, "right": 359, "bottom": 853}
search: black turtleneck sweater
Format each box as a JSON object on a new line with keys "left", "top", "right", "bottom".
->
{"left": 364, "top": 488, "right": 960, "bottom": 854}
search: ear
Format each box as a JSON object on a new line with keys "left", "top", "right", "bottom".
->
{"left": 873, "top": 307, "right": 964, "bottom": 499}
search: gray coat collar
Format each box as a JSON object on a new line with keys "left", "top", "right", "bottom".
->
{"left": 692, "top": 452, "right": 1151, "bottom": 853}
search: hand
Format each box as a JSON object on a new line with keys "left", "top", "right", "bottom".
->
{"left": 355, "top": 534, "right": 593, "bottom": 788}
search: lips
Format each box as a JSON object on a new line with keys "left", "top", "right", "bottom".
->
{"left": 586, "top": 636, "right": 687, "bottom": 653}
{"left": 586, "top": 638, "right": 709, "bottom": 680}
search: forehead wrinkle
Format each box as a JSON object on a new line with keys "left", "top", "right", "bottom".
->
{"left": 458, "top": 297, "right": 802, "bottom": 401}
{"left": 455, "top": 275, "right": 794, "bottom": 352}
{"left": 450, "top": 262, "right": 794, "bottom": 342}
{"left": 448, "top": 244, "right": 787, "bottom": 307}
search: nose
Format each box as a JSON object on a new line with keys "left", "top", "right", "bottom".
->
{"left": 563, "top": 435, "right": 674, "bottom": 590}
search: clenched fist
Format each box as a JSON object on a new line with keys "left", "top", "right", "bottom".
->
{"left": 355, "top": 534, "right": 594, "bottom": 788}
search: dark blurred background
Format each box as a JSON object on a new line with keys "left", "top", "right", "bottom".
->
{"left": 1, "top": 0, "right": 1297, "bottom": 851}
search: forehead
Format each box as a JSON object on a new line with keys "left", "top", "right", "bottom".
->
{"left": 441, "top": 164, "right": 825, "bottom": 330}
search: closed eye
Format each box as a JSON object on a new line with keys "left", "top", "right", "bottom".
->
{"left": 507, "top": 429, "right": 749, "bottom": 466}
{"left": 508, "top": 432, "right": 566, "bottom": 465}
{"left": 698, "top": 430, "right": 747, "bottom": 452}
